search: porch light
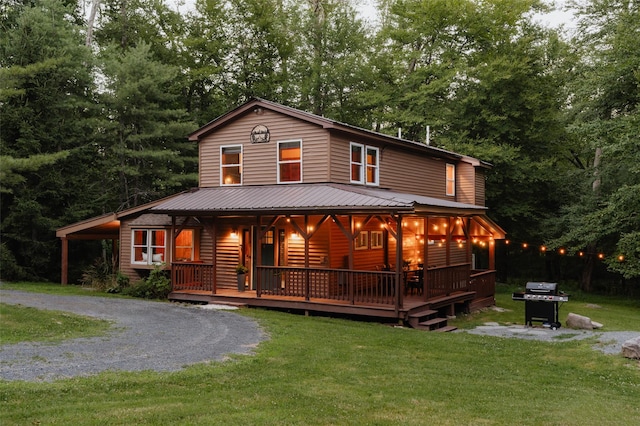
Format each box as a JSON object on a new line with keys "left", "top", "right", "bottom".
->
{"left": 231, "top": 228, "right": 238, "bottom": 238}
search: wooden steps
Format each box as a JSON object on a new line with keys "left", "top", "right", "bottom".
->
{"left": 407, "top": 308, "right": 457, "bottom": 332}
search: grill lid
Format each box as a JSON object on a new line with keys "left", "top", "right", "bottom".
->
{"left": 525, "top": 282, "right": 558, "bottom": 294}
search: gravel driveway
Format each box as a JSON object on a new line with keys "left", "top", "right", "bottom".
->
{"left": 0, "top": 290, "right": 266, "bottom": 382}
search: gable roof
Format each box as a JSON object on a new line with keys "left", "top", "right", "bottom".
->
{"left": 188, "top": 98, "right": 465, "bottom": 162}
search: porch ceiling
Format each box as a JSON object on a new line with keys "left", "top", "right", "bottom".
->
{"left": 149, "top": 183, "right": 489, "bottom": 217}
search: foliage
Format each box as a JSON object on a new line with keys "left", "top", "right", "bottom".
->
{"left": 0, "top": 0, "right": 99, "bottom": 281}
{"left": 235, "top": 264, "right": 249, "bottom": 274}
{"left": 122, "top": 265, "right": 171, "bottom": 299}
{"left": 548, "top": 0, "right": 640, "bottom": 285}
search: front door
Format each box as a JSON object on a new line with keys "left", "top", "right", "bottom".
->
{"left": 260, "top": 229, "right": 275, "bottom": 290}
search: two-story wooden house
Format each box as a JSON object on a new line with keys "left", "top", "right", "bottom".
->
{"left": 57, "top": 99, "right": 505, "bottom": 329}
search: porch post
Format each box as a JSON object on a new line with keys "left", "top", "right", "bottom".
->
{"left": 304, "top": 214, "right": 310, "bottom": 301}
{"left": 61, "top": 237, "right": 68, "bottom": 285}
{"left": 489, "top": 238, "right": 496, "bottom": 270}
{"left": 422, "top": 216, "right": 429, "bottom": 299}
{"left": 395, "top": 214, "right": 403, "bottom": 312}
{"left": 256, "top": 215, "right": 262, "bottom": 297}
{"left": 445, "top": 217, "right": 452, "bottom": 266}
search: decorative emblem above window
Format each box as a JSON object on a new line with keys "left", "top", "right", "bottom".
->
{"left": 250, "top": 125, "right": 270, "bottom": 144}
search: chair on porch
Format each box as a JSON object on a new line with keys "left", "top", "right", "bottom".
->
{"left": 405, "top": 264, "right": 424, "bottom": 296}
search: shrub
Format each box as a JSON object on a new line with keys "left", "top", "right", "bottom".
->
{"left": 122, "top": 265, "right": 171, "bottom": 299}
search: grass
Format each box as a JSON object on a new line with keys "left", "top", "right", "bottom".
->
{"left": 0, "top": 303, "right": 112, "bottom": 344}
{"left": 1, "top": 282, "right": 639, "bottom": 425}
{"left": 450, "top": 283, "right": 640, "bottom": 331}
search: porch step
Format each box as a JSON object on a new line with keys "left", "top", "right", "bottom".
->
{"left": 418, "top": 317, "right": 448, "bottom": 330}
{"left": 434, "top": 325, "right": 458, "bottom": 332}
{"left": 407, "top": 309, "right": 438, "bottom": 328}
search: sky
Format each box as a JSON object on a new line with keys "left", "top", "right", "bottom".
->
{"left": 172, "top": 0, "right": 576, "bottom": 31}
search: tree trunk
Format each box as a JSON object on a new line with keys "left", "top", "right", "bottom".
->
{"left": 580, "top": 247, "right": 595, "bottom": 293}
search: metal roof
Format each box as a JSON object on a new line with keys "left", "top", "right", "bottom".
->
{"left": 149, "top": 183, "right": 488, "bottom": 216}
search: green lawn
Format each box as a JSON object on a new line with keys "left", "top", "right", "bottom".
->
{"left": 1, "top": 282, "right": 639, "bottom": 425}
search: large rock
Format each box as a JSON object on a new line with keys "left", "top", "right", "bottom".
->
{"left": 622, "top": 336, "right": 640, "bottom": 359}
{"left": 566, "top": 312, "right": 595, "bottom": 330}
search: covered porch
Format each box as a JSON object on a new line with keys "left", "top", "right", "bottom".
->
{"left": 152, "top": 184, "right": 505, "bottom": 325}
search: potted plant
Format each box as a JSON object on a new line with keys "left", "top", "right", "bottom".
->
{"left": 235, "top": 264, "right": 249, "bottom": 291}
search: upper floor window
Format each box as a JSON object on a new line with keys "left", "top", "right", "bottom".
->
{"left": 278, "top": 140, "right": 302, "bottom": 183}
{"left": 350, "top": 143, "right": 363, "bottom": 183}
{"left": 366, "top": 147, "right": 379, "bottom": 185}
{"left": 446, "top": 163, "right": 456, "bottom": 196}
{"left": 132, "top": 229, "right": 166, "bottom": 265}
{"left": 350, "top": 143, "right": 379, "bottom": 186}
{"left": 221, "top": 145, "right": 242, "bottom": 185}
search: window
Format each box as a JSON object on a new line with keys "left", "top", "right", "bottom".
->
{"left": 132, "top": 229, "right": 166, "bottom": 265}
{"left": 350, "top": 143, "right": 364, "bottom": 183}
{"left": 355, "top": 231, "right": 368, "bottom": 250}
{"left": 174, "top": 230, "right": 194, "bottom": 261}
{"left": 221, "top": 145, "right": 242, "bottom": 185}
{"left": 370, "top": 231, "right": 383, "bottom": 249}
{"left": 278, "top": 140, "right": 302, "bottom": 183}
{"left": 366, "top": 147, "right": 379, "bottom": 185}
{"left": 350, "top": 143, "right": 379, "bottom": 186}
{"left": 446, "top": 163, "right": 456, "bottom": 196}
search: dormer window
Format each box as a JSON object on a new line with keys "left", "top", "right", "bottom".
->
{"left": 446, "top": 163, "right": 456, "bottom": 196}
{"left": 351, "top": 143, "right": 379, "bottom": 186}
{"left": 278, "top": 140, "right": 302, "bottom": 183}
{"left": 221, "top": 145, "right": 242, "bottom": 185}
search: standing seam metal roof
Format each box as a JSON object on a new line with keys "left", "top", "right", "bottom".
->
{"left": 149, "top": 183, "right": 487, "bottom": 214}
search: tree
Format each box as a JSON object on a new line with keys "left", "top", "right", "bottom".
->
{"left": 549, "top": 0, "right": 640, "bottom": 290}
{"left": 97, "top": 42, "right": 198, "bottom": 209}
{"left": 0, "top": 0, "right": 99, "bottom": 280}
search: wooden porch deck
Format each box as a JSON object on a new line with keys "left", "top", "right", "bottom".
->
{"left": 169, "top": 264, "right": 496, "bottom": 327}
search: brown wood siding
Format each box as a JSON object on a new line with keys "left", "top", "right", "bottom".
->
{"left": 215, "top": 223, "right": 241, "bottom": 290}
{"left": 198, "top": 109, "right": 330, "bottom": 187}
{"left": 327, "top": 216, "right": 387, "bottom": 270}
{"left": 285, "top": 217, "right": 331, "bottom": 267}
{"left": 457, "top": 162, "right": 475, "bottom": 205}
{"left": 475, "top": 168, "right": 486, "bottom": 206}
{"left": 328, "top": 133, "right": 451, "bottom": 199}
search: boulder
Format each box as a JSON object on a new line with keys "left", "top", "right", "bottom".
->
{"left": 622, "top": 336, "right": 640, "bottom": 359}
{"left": 566, "top": 312, "right": 595, "bottom": 330}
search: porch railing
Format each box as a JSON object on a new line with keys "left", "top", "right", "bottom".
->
{"left": 170, "top": 263, "right": 496, "bottom": 308}
{"left": 257, "top": 266, "right": 397, "bottom": 306}
{"left": 171, "top": 262, "right": 215, "bottom": 292}
{"left": 424, "top": 263, "right": 472, "bottom": 299}
{"left": 469, "top": 269, "right": 496, "bottom": 299}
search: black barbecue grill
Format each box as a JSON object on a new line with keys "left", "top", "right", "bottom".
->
{"left": 512, "top": 282, "right": 569, "bottom": 329}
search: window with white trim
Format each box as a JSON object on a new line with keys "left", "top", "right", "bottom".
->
{"left": 132, "top": 229, "right": 166, "bottom": 265}
{"left": 350, "top": 143, "right": 364, "bottom": 183}
{"left": 278, "top": 140, "right": 302, "bottom": 183}
{"left": 366, "top": 147, "right": 379, "bottom": 185}
{"left": 350, "top": 143, "right": 379, "bottom": 186}
{"left": 221, "top": 145, "right": 242, "bottom": 185}
{"left": 446, "top": 163, "right": 456, "bottom": 196}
